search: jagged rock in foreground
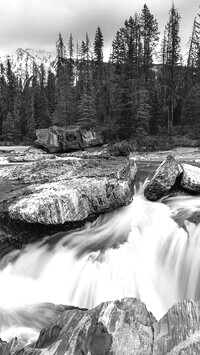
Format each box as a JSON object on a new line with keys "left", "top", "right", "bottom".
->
{"left": 0, "top": 157, "right": 137, "bottom": 241}
{"left": 2, "top": 298, "right": 200, "bottom": 354}
{"left": 144, "top": 155, "right": 182, "bottom": 201}
{"left": 35, "top": 125, "right": 104, "bottom": 153}
{"left": 180, "top": 163, "right": 200, "bottom": 193}
{"left": 0, "top": 303, "right": 86, "bottom": 353}
{"left": 0, "top": 298, "right": 156, "bottom": 354}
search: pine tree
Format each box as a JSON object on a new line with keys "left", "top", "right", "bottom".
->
{"left": 54, "top": 32, "right": 68, "bottom": 126}
{"left": 180, "top": 18, "right": 200, "bottom": 132}
{"left": 94, "top": 27, "right": 104, "bottom": 62}
{"left": 93, "top": 27, "right": 105, "bottom": 123}
{"left": 76, "top": 33, "right": 97, "bottom": 126}
{"left": 37, "top": 63, "right": 51, "bottom": 129}
{"left": 68, "top": 33, "right": 74, "bottom": 60}
{"left": 68, "top": 34, "right": 75, "bottom": 84}
{"left": 110, "top": 14, "right": 144, "bottom": 137}
{"left": 157, "top": 31, "right": 169, "bottom": 130}
{"left": 56, "top": 32, "right": 66, "bottom": 60}
{"left": 0, "top": 64, "right": 7, "bottom": 136}
{"left": 66, "top": 34, "right": 76, "bottom": 124}
{"left": 111, "top": 30, "right": 126, "bottom": 64}
{"left": 27, "top": 62, "right": 38, "bottom": 137}
{"left": 165, "top": 3, "right": 181, "bottom": 132}
{"left": 140, "top": 4, "right": 159, "bottom": 80}
{"left": 187, "top": 18, "right": 199, "bottom": 70}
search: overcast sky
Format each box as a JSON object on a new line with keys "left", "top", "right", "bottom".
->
{"left": 0, "top": 0, "right": 199, "bottom": 60}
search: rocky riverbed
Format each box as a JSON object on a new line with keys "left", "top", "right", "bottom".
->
{"left": 0, "top": 143, "right": 200, "bottom": 354}
{"left": 0, "top": 144, "right": 200, "bottom": 253}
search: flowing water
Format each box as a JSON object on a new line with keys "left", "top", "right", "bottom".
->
{"left": 1, "top": 178, "right": 200, "bottom": 346}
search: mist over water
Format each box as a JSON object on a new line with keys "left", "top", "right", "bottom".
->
{"left": 1, "top": 182, "right": 200, "bottom": 345}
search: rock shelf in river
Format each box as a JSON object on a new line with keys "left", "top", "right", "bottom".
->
{"left": 0, "top": 157, "right": 137, "bottom": 246}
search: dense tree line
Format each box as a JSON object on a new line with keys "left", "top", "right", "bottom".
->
{"left": 1, "top": 3, "right": 200, "bottom": 143}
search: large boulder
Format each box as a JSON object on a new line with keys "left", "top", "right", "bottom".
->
{"left": 1, "top": 298, "right": 156, "bottom": 354}
{"left": 180, "top": 163, "right": 200, "bottom": 193}
{"left": 144, "top": 155, "right": 182, "bottom": 201}
{"left": 0, "top": 158, "right": 137, "bottom": 239}
{"left": 35, "top": 126, "right": 104, "bottom": 153}
{"left": 34, "top": 298, "right": 156, "bottom": 355}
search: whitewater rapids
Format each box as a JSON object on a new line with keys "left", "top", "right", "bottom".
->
{"left": 1, "top": 182, "right": 200, "bottom": 344}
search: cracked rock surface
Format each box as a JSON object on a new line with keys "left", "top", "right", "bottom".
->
{"left": 0, "top": 157, "right": 137, "bottom": 225}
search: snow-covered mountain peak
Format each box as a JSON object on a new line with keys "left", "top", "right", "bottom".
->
{"left": 0, "top": 48, "right": 57, "bottom": 81}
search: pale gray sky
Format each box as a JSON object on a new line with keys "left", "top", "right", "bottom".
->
{"left": 0, "top": 0, "right": 199, "bottom": 60}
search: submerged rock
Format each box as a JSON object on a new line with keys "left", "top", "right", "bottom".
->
{"left": 0, "top": 158, "right": 137, "bottom": 237}
{"left": 35, "top": 125, "right": 104, "bottom": 153}
{"left": 144, "top": 155, "right": 182, "bottom": 201}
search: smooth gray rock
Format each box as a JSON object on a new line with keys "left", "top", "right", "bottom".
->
{"left": 0, "top": 158, "right": 137, "bottom": 226}
{"left": 144, "top": 155, "right": 182, "bottom": 201}
{"left": 180, "top": 163, "right": 200, "bottom": 193}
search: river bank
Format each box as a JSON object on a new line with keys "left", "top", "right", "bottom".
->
{"left": 0, "top": 145, "right": 199, "bottom": 160}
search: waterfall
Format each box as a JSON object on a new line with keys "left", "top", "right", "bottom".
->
{"left": 1, "top": 183, "right": 200, "bottom": 346}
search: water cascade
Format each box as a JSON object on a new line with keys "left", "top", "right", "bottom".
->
{"left": 1, "top": 183, "right": 200, "bottom": 345}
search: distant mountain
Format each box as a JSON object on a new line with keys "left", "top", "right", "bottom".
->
{"left": 0, "top": 48, "right": 57, "bottom": 81}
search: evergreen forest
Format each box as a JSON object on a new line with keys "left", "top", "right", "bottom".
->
{"left": 1, "top": 3, "right": 200, "bottom": 145}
